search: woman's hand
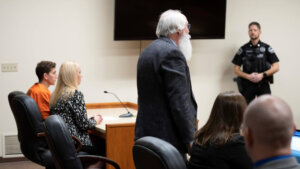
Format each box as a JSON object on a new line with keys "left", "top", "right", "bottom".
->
{"left": 93, "top": 114, "right": 103, "bottom": 124}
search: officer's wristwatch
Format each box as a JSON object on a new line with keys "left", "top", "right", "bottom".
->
{"left": 263, "top": 72, "right": 267, "bottom": 78}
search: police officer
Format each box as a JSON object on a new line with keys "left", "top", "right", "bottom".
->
{"left": 232, "top": 22, "right": 279, "bottom": 103}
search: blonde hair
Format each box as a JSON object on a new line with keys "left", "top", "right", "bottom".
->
{"left": 50, "top": 61, "right": 79, "bottom": 107}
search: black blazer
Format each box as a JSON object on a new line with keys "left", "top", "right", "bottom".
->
{"left": 135, "top": 37, "right": 197, "bottom": 153}
{"left": 188, "top": 134, "right": 253, "bottom": 169}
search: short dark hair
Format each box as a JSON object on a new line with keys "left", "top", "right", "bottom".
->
{"left": 249, "top": 21, "right": 261, "bottom": 30}
{"left": 35, "top": 61, "right": 56, "bottom": 82}
{"left": 194, "top": 91, "right": 247, "bottom": 147}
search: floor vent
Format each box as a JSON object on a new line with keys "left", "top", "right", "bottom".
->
{"left": 2, "top": 133, "right": 23, "bottom": 158}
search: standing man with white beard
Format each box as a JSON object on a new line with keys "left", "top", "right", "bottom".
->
{"left": 135, "top": 9, "right": 197, "bottom": 161}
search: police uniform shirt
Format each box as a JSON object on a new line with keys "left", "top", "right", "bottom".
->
{"left": 232, "top": 40, "right": 279, "bottom": 74}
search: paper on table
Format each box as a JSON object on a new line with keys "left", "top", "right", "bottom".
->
{"left": 103, "top": 116, "right": 118, "bottom": 121}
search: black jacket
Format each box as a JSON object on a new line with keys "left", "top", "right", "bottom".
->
{"left": 188, "top": 134, "right": 253, "bottom": 169}
{"left": 135, "top": 37, "right": 197, "bottom": 153}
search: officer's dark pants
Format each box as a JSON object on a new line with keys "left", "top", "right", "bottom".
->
{"left": 241, "top": 80, "right": 271, "bottom": 104}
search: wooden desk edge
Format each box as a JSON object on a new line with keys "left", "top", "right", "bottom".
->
{"left": 106, "top": 123, "right": 135, "bottom": 128}
{"left": 86, "top": 102, "right": 138, "bottom": 110}
{"left": 87, "top": 103, "right": 137, "bottom": 140}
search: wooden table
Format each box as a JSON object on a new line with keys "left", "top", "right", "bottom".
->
{"left": 86, "top": 102, "right": 138, "bottom": 169}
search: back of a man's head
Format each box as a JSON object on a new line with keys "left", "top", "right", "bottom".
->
{"left": 155, "top": 9, "right": 186, "bottom": 38}
{"left": 244, "top": 95, "right": 295, "bottom": 155}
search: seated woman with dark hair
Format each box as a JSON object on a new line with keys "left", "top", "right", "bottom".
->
{"left": 188, "top": 91, "right": 252, "bottom": 169}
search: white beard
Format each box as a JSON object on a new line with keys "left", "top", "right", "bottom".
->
{"left": 179, "top": 32, "right": 192, "bottom": 62}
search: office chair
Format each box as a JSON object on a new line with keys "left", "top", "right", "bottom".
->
{"left": 8, "top": 91, "right": 54, "bottom": 169}
{"left": 43, "top": 115, "right": 120, "bottom": 169}
{"left": 133, "top": 136, "right": 187, "bottom": 169}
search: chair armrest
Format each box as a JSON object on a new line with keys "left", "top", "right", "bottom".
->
{"left": 39, "top": 132, "right": 82, "bottom": 153}
{"left": 78, "top": 155, "right": 120, "bottom": 169}
{"left": 71, "top": 136, "right": 82, "bottom": 153}
{"left": 37, "top": 132, "right": 46, "bottom": 137}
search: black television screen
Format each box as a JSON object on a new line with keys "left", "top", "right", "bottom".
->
{"left": 114, "top": 0, "right": 227, "bottom": 40}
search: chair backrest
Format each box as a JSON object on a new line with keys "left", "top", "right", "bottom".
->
{"left": 133, "top": 136, "right": 187, "bottom": 169}
{"left": 44, "top": 115, "right": 122, "bottom": 169}
{"left": 8, "top": 91, "right": 25, "bottom": 106}
{"left": 44, "top": 115, "right": 84, "bottom": 169}
{"left": 8, "top": 91, "right": 53, "bottom": 167}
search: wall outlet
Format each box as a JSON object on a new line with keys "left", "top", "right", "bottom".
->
{"left": 1, "top": 63, "right": 18, "bottom": 72}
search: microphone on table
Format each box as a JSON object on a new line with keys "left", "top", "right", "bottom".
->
{"left": 103, "top": 91, "right": 134, "bottom": 118}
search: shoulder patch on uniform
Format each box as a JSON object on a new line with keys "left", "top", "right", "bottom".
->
{"left": 237, "top": 48, "right": 243, "bottom": 55}
{"left": 268, "top": 47, "right": 274, "bottom": 54}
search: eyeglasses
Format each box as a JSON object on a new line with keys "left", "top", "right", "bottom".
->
{"left": 187, "top": 24, "right": 191, "bottom": 30}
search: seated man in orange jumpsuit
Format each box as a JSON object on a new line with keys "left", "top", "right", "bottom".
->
{"left": 27, "top": 61, "right": 57, "bottom": 120}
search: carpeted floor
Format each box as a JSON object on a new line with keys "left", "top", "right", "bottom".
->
{"left": 0, "top": 161, "right": 44, "bottom": 169}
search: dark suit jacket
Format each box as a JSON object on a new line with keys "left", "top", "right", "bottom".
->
{"left": 135, "top": 36, "right": 197, "bottom": 153}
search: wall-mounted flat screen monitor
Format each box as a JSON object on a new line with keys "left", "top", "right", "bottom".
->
{"left": 114, "top": 0, "right": 227, "bottom": 40}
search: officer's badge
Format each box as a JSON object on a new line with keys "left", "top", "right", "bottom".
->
{"left": 268, "top": 47, "right": 274, "bottom": 54}
{"left": 255, "top": 48, "right": 260, "bottom": 53}
{"left": 260, "top": 47, "right": 266, "bottom": 53}
{"left": 237, "top": 48, "right": 243, "bottom": 55}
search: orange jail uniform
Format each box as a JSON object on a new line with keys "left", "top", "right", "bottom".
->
{"left": 27, "top": 83, "right": 51, "bottom": 120}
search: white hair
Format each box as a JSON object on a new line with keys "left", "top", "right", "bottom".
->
{"left": 179, "top": 31, "right": 192, "bottom": 61}
{"left": 156, "top": 9, "right": 187, "bottom": 37}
